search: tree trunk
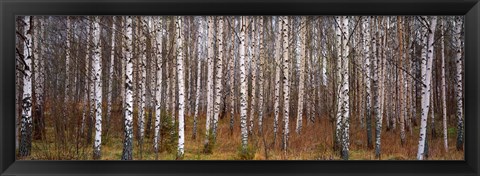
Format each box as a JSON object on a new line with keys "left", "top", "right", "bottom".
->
{"left": 92, "top": 16, "right": 103, "bottom": 160}
{"left": 240, "top": 16, "right": 249, "bottom": 152}
{"left": 454, "top": 16, "right": 464, "bottom": 151}
{"left": 122, "top": 16, "right": 134, "bottom": 160}
{"left": 154, "top": 16, "right": 163, "bottom": 157}
{"left": 417, "top": 16, "right": 437, "bottom": 160}
{"left": 295, "top": 16, "right": 307, "bottom": 134}
{"left": 106, "top": 16, "right": 116, "bottom": 136}
{"left": 204, "top": 16, "right": 215, "bottom": 149}
{"left": 273, "top": 16, "right": 282, "bottom": 145}
{"left": 176, "top": 16, "right": 186, "bottom": 159}
{"left": 213, "top": 16, "right": 224, "bottom": 139}
{"left": 282, "top": 16, "right": 290, "bottom": 153}
{"left": 19, "top": 16, "right": 33, "bottom": 157}
{"left": 440, "top": 17, "right": 448, "bottom": 152}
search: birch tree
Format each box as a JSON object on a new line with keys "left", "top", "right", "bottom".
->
{"left": 440, "top": 17, "right": 448, "bottom": 152}
{"left": 19, "top": 16, "right": 33, "bottom": 157}
{"left": 417, "top": 16, "right": 437, "bottom": 160}
{"left": 239, "top": 16, "right": 249, "bottom": 152}
{"left": 92, "top": 16, "right": 103, "bottom": 160}
{"left": 397, "top": 16, "right": 406, "bottom": 145}
{"left": 363, "top": 16, "right": 373, "bottom": 149}
{"left": 282, "top": 16, "right": 290, "bottom": 152}
{"left": 257, "top": 16, "right": 265, "bottom": 134}
{"left": 213, "top": 16, "right": 224, "bottom": 139}
{"left": 273, "top": 16, "right": 282, "bottom": 144}
{"left": 249, "top": 17, "right": 257, "bottom": 135}
{"left": 193, "top": 16, "right": 204, "bottom": 139}
{"left": 229, "top": 16, "right": 236, "bottom": 134}
{"left": 122, "top": 16, "right": 134, "bottom": 160}
{"left": 295, "top": 16, "right": 307, "bottom": 134}
{"left": 204, "top": 16, "right": 214, "bottom": 149}
{"left": 176, "top": 16, "right": 186, "bottom": 159}
{"left": 154, "top": 16, "right": 163, "bottom": 156}
{"left": 454, "top": 16, "right": 464, "bottom": 151}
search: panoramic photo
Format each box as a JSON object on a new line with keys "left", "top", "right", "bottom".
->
{"left": 15, "top": 16, "right": 464, "bottom": 160}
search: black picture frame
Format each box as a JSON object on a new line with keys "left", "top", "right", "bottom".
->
{"left": 1, "top": 0, "right": 479, "bottom": 175}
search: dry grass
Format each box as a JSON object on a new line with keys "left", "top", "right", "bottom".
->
{"left": 24, "top": 104, "right": 464, "bottom": 160}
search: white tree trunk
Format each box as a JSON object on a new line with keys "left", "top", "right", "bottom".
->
{"left": 257, "top": 16, "right": 265, "bottom": 134}
{"left": 454, "top": 16, "right": 464, "bottom": 151}
{"left": 295, "top": 16, "right": 307, "bottom": 134}
{"left": 239, "top": 16, "right": 249, "bottom": 151}
{"left": 417, "top": 16, "right": 437, "bottom": 160}
{"left": 335, "top": 16, "right": 344, "bottom": 152}
{"left": 282, "top": 16, "right": 290, "bottom": 152}
{"left": 372, "top": 17, "right": 382, "bottom": 158}
{"left": 122, "top": 16, "right": 134, "bottom": 160}
{"left": 363, "top": 16, "right": 373, "bottom": 149}
{"left": 340, "top": 16, "right": 350, "bottom": 160}
{"left": 154, "top": 16, "right": 163, "bottom": 155}
{"left": 248, "top": 17, "right": 257, "bottom": 135}
{"left": 273, "top": 16, "right": 282, "bottom": 144}
{"left": 193, "top": 16, "right": 205, "bottom": 139}
{"left": 440, "top": 18, "right": 448, "bottom": 152}
{"left": 19, "top": 16, "right": 33, "bottom": 157}
{"left": 92, "top": 16, "right": 103, "bottom": 160}
{"left": 176, "top": 16, "right": 186, "bottom": 159}
{"left": 213, "top": 16, "right": 224, "bottom": 138}
{"left": 138, "top": 18, "right": 147, "bottom": 149}
{"left": 205, "top": 16, "right": 215, "bottom": 147}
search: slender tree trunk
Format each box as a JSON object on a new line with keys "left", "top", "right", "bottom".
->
{"left": 229, "top": 16, "right": 236, "bottom": 135}
{"left": 417, "top": 16, "right": 437, "bottom": 160}
{"left": 363, "top": 16, "right": 373, "bottom": 149}
{"left": 19, "top": 16, "right": 33, "bottom": 157}
{"left": 281, "top": 16, "right": 290, "bottom": 153}
{"left": 257, "top": 16, "right": 265, "bottom": 134}
{"left": 213, "top": 16, "right": 224, "bottom": 139}
{"left": 106, "top": 17, "right": 116, "bottom": 136}
{"left": 454, "top": 16, "right": 464, "bottom": 151}
{"left": 397, "top": 16, "right": 406, "bottom": 145}
{"left": 33, "top": 17, "right": 45, "bottom": 140}
{"left": 193, "top": 16, "right": 204, "bottom": 139}
{"left": 240, "top": 16, "right": 249, "bottom": 152}
{"left": 176, "top": 16, "right": 186, "bottom": 159}
{"left": 273, "top": 16, "right": 282, "bottom": 145}
{"left": 440, "top": 17, "right": 448, "bottom": 152}
{"left": 204, "top": 16, "right": 215, "bottom": 149}
{"left": 372, "top": 17, "right": 382, "bottom": 159}
{"left": 92, "top": 16, "right": 103, "bottom": 160}
{"left": 154, "top": 16, "right": 163, "bottom": 157}
{"left": 295, "top": 16, "right": 307, "bottom": 134}
{"left": 122, "top": 16, "right": 134, "bottom": 160}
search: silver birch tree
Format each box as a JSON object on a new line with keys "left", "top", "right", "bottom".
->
{"left": 19, "top": 16, "right": 33, "bottom": 157}
{"left": 213, "top": 16, "right": 224, "bottom": 138}
{"left": 92, "top": 16, "right": 103, "bottom": 160}
{"left": 240, "top": 16, "right": 249, "bottom": 152}
{"left": 417, "top": 16, "right": 437, "bottom": 160}
{"left": 282, "top": 16, "right": 290, "bottom": 153}
{"left": 295, "top": 16, "right": 307, "bottom": 134}
{"left": 454, "top": 16, "right": 464, "bottom": 151}
{"left": 176, "top": 16, "right": 186, "bottom": 159}
{"left": 122, "top": 16, "right": 134, "bottom": 160}
{"left": 154, "top": 16, "right": 163, "bottom": 156}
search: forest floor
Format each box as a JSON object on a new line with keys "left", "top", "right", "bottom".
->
{"left": 24, "top": 106, "right": 464, "bottom": 160}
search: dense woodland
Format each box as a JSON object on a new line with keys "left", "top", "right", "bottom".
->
{"left": 16, "top": 16, "right": 464, "bottom": 160}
